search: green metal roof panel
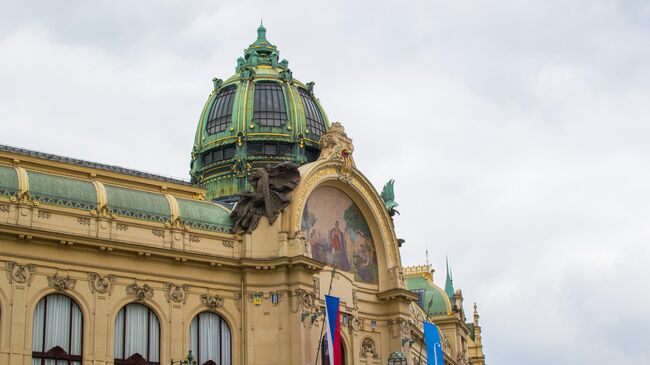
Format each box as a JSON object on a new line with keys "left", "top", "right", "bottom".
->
{"left": 176, "top": 198, "right": 232, "bottom": 232}
{"left": 105, "top": 184, "right": 171, "bottom": 223}
{"left": 27, "top": 171, "right": 97, "bottom": 210}
{"left": 467, "top": 323, "right": 476, "bottom": 340}
{"left": 0, "top": 165, "right": 19, "bottom": 197}
{"left": 406, "top": 276, "right": 450, "bottom": 316}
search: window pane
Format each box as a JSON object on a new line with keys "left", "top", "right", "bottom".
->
{"left": 45, "top": 295, "right": 71, "bottom": 352}
{"left": 115, "top": 303, "right": 160, "bottom": 363}
{"left": 206, "top": 86, "right": 237, "bottom": 135}
{"left": 298, "top": 88, "right": 326, "bottom": 139}
{"left": 32, "top": 299, "right": 45, "bottom": 352}
{"left": 124, "top": 304, "right": 148, "bottom": 358}
{"left": 189, "top": 312, "right": 231, "bottom": 365}
{"left": 32, "top": 294, "right": 83, "bottom": 363}
{"left": 253, "top": 82, "right": 287, "bottom": 127}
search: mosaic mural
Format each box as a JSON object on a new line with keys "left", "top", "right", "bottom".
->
{"left": 301, "top": 186, "right": 378, "bottom": 284}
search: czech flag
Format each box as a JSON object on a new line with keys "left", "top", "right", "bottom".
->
{"left": 324, "top": 295, "right": 341, "bottom": 365}
{"left": 424, "top": 322, "right": 445, "bottom": 365}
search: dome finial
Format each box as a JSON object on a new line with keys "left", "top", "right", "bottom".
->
{"left": 256, "top": 20, "right": 267, "bottom": 42}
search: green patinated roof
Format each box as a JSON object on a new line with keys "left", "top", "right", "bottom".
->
{"left": 27, "top": 171, "right": 97, "bottom": 211}
{"left": 467, "top": 323, "right": 476, "bottom": 340}
{"left": 104, "top": 184, "right": 171, "bottom": 223}
{"left": 406, "top": 275, "right": 452, "bottom": 316}
{"left": 0, "top": 156, "right": 235, "bottom": 233}
{"left": 177, "top": 198, "right": 232, "bottom": 233}
{"left": 444, "top": 257, "right": 455, "bottom": 299}
{"left": 0, "top": 165, "right": 19, "bottom": 197}
{"left": 191, "top": 24, "right": 330, "bottom": 202}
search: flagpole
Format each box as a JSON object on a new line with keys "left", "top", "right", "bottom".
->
{"left": 416, "top": 294, "right": 437, "bottom": 364}
{"left": 314, "top": 267, "right": 337, "bottom": 365}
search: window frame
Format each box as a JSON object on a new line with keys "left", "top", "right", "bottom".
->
{"left": 113, "top": 303, "right": 161, "bottom": 365}
{"left": 32, "top": 294, "right": 84, "bottom": 365}
{"left": 252, "top": 81, "right": 288, "bottom": 128}
{"left": 189, "top": 311, "right": 232, "bottom": 365}
{"left": 206, "top": 85, "right": 237, "bottom": 135}
{"left": 297, "top": 87, "right": 327, "bottom": 140}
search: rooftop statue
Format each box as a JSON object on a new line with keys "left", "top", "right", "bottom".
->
{"left": 380, "top": 179, "right": 400, "bottom": 217}
{"left": 230, "top": 162, "right": 300, "bottom": 233}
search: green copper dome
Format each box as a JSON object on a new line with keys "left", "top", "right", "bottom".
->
{"left": 405, "top": 273, "right": 453, "bottom": 317}
{"left": 190, "top": 23, "right": 330, "bottom": 202}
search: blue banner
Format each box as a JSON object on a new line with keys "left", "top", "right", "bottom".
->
{"left": 424, "top": 322, "right": 445, "bottom": 365}
{"left": 324, "top": 295, "right": 341, "bottom": 365}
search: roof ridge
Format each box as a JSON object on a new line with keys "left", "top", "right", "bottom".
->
{"left": 0, "top": 143, "right": 191, "bottom": 186}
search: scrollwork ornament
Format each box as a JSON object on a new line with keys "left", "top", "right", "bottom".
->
{"left": 6, "top": 261, "right": 36, "bottom": 285}
{"left": 200, "top": 294, "right": 225, "bottom": 310}
{"left": 87, "top": 272, "right": 115, "bottom": 294}
{"left": 164, "top": 283, "right": 189, "bottom": 304}
{"left": 47, "top": 274, "right": 76, "bottom": 291}
{"left": 126, "top": 283, "right": 153, "bottom": 302}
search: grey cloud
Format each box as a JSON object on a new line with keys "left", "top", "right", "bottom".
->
{"left": 1, "top": 1, "right": 649, "bottom": 364}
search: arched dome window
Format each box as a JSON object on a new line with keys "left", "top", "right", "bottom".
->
{"left": 32, "top": 294, "right": 83, "bottom": 364}
{"left": 253, "top": 82, "right": 287, "bottom": 128}
{"left": 297, "top": 88, "right": 326, "bottom": 140}
{"left": 189, "top": 312, "right": 232, "bottom": 365}
{"left": 114, "top": 303, "right": 160, "bottom": 365}
{"left": 206, "top": 86, "right": 237, "bottom": 135}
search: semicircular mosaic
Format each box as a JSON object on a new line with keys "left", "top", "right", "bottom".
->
{"left": 301, "top": 186, "right": 378, "bottom": 284}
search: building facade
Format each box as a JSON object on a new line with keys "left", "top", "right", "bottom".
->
{"left": 0, "top": 25, "right": 485, "bottom": 365}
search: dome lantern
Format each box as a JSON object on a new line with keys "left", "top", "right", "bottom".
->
{"left": 190, "top": 24, "right": 330, "bottom": 202}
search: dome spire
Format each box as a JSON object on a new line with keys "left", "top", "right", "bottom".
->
{"left": 237, "top": 22, "right": 290, "bottom": 78}
{"left": 257, "top": 20, "right": 267, "bottom": 42}
{"left": 444, "top": 256, "right": 455, "bottom": 299}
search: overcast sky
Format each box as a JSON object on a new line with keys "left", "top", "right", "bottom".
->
{"left": 1, "top": 1, "right": 649, "bottom": 363}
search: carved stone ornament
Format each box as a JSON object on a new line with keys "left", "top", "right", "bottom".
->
{"left": 164, "top": 283, "right": 189, "bottom": 304}
{"left": 77, "top": 217, "right": 90, "bottom": 226}
{"left": 5, "top": 261, "right": 36, "bottom": 285}
{"left": 87, "top": 272, "right": 116, "bottom": 294}
{"left": 312, "top": 276, "right": 320, "bottom": 298}
{"left": 47, "top": 274, "right": 76, "bottom": 291}
{"left": 200, "top": 294, "right": 225, "bottom": 310}
{"left": 126, "top": 283, "right": 153, "bottom": 301}
{"left": 230, "top": 161, "right": 300, "bottom": 233}
{"left": 361, "top": 337, "right": 379, "bottom": 360}
{"left": 318, "top": 122, "right": 355, "bottom": 183}
{"left": 37, "top": 210, "right": 51, "bottom": 219}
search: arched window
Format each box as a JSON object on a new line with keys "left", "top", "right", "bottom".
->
{"left": 206, "top": 86, "right": 237, "bottom": 135}
{"left": 189, "top": 312, "right": 232, "bottom": 365}
{"left": 114, "top": 303, "right": 160, "bottom": 365}
{"left": 321, "top": 336, "right": 346, "bottom": 365}
{"left": 32, "top": 294, "right": 83, "bottom": 365}
{"left": 253, "top": 82, "right": 287, "bottom": 128}
{"left": 297, "top": 88, "right": 326, "bottom": 140}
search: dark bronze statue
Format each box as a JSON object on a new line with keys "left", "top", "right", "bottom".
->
{"left": 230, "top": 162, "right": 301, "bottom": 233}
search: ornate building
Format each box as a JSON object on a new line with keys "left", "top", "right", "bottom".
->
{"left": 0, "top": 25, "right": 485, "bottom": 365}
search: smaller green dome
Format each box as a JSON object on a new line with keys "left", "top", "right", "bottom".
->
{"left": 405, "top": 272, "right": 453, "bottom": 317}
